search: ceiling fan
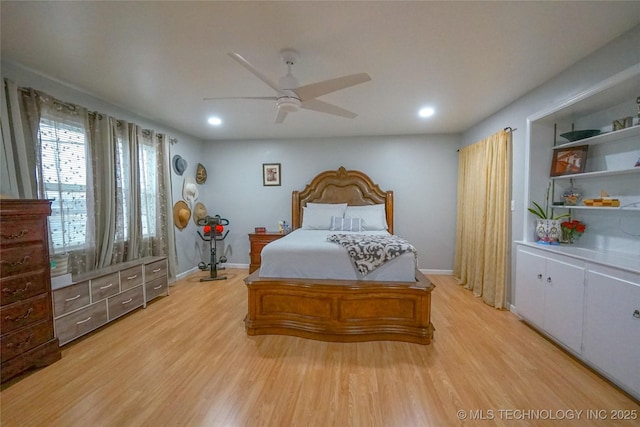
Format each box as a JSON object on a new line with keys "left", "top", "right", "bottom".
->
{"left": 204, "top": 49, "right": 371, "bottom": 123}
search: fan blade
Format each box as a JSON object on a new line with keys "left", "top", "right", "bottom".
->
{"left": 293, "top": 73, "right": 371, "bottom": 101}
{"left": 203, "top": 96, "right": 277, "bottom": 101}
{"left": 275, "top": 109, "right": 288, "bottom": 124}
{"left": 228, "top": 53, "right": 282, "bottom": 94}
{"left": 300, "top": 99, "right": 357, "bottom": 119}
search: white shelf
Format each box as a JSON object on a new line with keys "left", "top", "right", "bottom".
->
{"left": 552, "top": 205, "right": 640, "bottom": 212}
{"left": 553, "top": 125, "right": 640, "bottom": 149}
{"left": 551, "top": 166, "right": 640, "bottom": 180}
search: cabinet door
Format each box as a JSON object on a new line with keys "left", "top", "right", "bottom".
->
{"left": 583, "top": 268, "right": 640, "bottom": 398}
{"left": 515, "top": 247, "right": 546, "bottom": 326}
{"left": 543, "top": 257, "right": 585, "bottom": 353}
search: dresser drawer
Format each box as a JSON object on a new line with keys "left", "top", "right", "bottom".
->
{"left": 120, "top": 265, "right": 143, "bottom": 291}
{"left": 53, "top": 281, "right": 91, "bottom": 316}
{"left": 145, "top": 277, "right": 167, "bottom": 302}
{"left": 1, "top": 271, "right": 48, "bottom": 306}
{"left": 1, "top": 294, "right": 51, "bottom": 334}
{"left": 0, "top": 244, "right": 47, "bottom": 278}
{"left": 108, "top": 285, "right": 143, "bottom": 320}
{"left": 1, "top": 320, "right": 54, "bottom": 362}
{"left": 55, "top": 301, "right": 108, "bottom": 345}
{"left": 0, "top": 219, "right": 45, "bottom": 246}
{"left": 144, "top": 259, "right": 167, "bottom": 282}
{"left": 90, "top": 273, "right": 120, "bottom": 302}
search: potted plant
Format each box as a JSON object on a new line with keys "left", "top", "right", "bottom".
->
{"left": 528, "top": 183, "right": 570, "bottom": 244}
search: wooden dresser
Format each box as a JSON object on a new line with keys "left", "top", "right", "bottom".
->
{"left": 1, "top": 199, "right": 61, "bottom": 382}
{"left": 248, "top": 232, "right": 284, "bottom": 273}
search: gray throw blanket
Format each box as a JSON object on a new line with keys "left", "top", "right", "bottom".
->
{"left": 327, "top": 233, "right": 416, "bottom": 276}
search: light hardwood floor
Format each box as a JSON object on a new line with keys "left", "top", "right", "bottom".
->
{"left": 1, "top": 269, "right": 638, "bottom": 426}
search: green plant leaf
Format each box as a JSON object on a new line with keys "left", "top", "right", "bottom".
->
{"left": 528, "top": 201, "right": 547, "bottom": 219}
{"left": 552, "top": 212, "right": 571, "bottom": 220}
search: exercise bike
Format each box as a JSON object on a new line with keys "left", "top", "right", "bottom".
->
{"left": 196, "top": 215, "right": 229, "bottom": 281}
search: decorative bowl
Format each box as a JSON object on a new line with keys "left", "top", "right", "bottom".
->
{"left": 559, "top": 129, "right": 601, "bottom": 142}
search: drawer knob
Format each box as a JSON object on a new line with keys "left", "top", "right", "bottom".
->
{"left": 153, "top": 285, "right": 163, "bottom": 290}
{"left": 633, "top": 310, "right": 640, "bottom": 319}
{"left": 1, "top": 255, "right": 31, "bottom": 267}
{"left": 127, "top": 275, "right": 138, "bottom": 280}
{"left": 121, "top": 298, "right": 133, "bottom": 305}
{"left": 1, "top": 230, "right": 28, "bottom": 239}
{"left": 76, "top": 317, "right": 92, "bottom": 325}
{"left": 2, "top": 282, "right": 31, "bottom": 295}
{"left": 100, "top": 283, "right": 114, "bottom": 290}
{"left": 152, "top": 268, "right": 162, "bottom": 273}
{"left": 4, "top": 307, "right": 33, "bottom": 322}
{"left": 64, "top": 294, "right": 81, "bottom": 302}
{"left": 7, "top": 333, "right": 34, "bottom": 349}
{"left": 536, "top": 274, "right": 542, "bottom": 280}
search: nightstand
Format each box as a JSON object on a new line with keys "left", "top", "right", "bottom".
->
{"left": 248, "top": 232, "right": 284, "bottom": 273}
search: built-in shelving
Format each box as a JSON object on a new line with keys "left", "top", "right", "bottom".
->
{"left": 553, "top": 205, "right": 640, "bottom": 212}
{"left": 553, "top": 125, "right": 640, "bottom": 149}
{"left": 550, "top": 166, "right": 640, "bottom": 180}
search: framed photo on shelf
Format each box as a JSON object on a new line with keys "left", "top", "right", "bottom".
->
{"left": 262, "top": 163, "right": 281, "bottom": 186}
{"left": 550, "top": 145, "right": 589, "bottom": 177}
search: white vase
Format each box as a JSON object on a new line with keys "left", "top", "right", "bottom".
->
{"left": 535, "top": 219, "right": 560, "bottom": 244}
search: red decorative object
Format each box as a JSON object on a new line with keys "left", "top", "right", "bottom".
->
{"left": 561, "top": 219, "right": 586, "bottom": 243}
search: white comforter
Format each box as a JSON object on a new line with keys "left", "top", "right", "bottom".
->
{"left": 259, "top": 229, "right": 417, "bottom": 282}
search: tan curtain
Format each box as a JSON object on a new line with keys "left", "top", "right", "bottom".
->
{"left": 454, "top": 129, "right": 511, "bottom": 309}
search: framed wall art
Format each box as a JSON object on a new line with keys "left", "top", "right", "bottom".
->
{"left": 263, "top": 163, "right": 281, "bottom": 186}
{"left": 550, "top": 145, "right": 589, "bottom": 177}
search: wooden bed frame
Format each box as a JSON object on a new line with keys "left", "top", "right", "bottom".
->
{"left": 244, "top": 167, "right": 434, "bottom": 344}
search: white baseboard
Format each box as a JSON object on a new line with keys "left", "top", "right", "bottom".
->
{"left": 222, "top": 263, "right": 249, "bottom": 270}
{"left": 175, "top": 263, "right": 248, "bottom": 282}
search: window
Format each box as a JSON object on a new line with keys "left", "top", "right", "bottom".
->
{"left": 39, "top": 117, "right": 159, "bottom": 256}
{"left": 38, "top": 117, "right": 88, "bottom": 254}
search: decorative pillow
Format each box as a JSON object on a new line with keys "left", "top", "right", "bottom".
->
{"left": 330, "top": 216, "right": 363, "bottom": 232}
{"left": 302, "top": 206, "right": 346, "bottom": 229}
{"left": 345, "top": 204, "right": 388, "bottom": 230}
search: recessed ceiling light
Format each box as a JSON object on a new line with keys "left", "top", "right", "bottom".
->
{"left": 418, "top": 107, "right": 435, "bottom": 118}
{"left": 207, "top": 116, "right": 222, "bottom": 126}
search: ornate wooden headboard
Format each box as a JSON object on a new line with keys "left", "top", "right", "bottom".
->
{"left": 291, "top": 166, "right": 394, "bottom": 233}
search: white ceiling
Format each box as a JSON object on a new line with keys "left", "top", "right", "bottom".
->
{"left": 2, "top": 1, "right": 640, "bottom": 141}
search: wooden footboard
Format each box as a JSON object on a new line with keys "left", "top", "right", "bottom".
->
{"left": 244, "top": 270, "right": 434, "bottom": 345}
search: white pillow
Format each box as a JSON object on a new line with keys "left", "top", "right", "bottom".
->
{"left": 302, "top": 206, "right": 346, "bottom": 229}
{"left": 330, "top": 216, "right": 363, "bottom": 232}
{"left": 345, "top": 204, "right": 388, "bottom": 230}
{"left": 306, "top": 202, "right": 348, "bottom": 212}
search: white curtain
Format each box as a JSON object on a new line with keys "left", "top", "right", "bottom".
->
{"left": 3, "top": 79, "right": 178, "bottom": 278}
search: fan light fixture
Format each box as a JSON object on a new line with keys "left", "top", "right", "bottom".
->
{"left": 277, "top": 96, "right": 301, "bottom": 113}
